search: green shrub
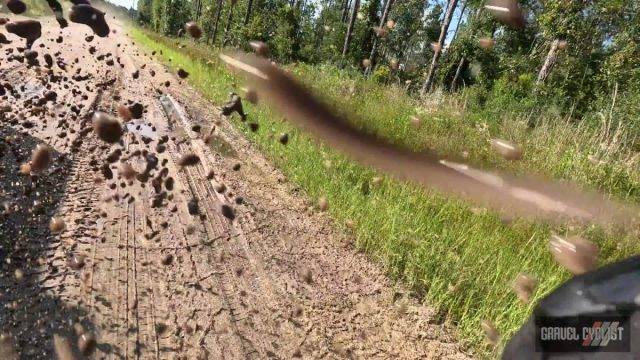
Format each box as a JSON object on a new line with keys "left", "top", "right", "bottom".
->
{"left": 372, "top": 65, "right": 391, "bottom": 84}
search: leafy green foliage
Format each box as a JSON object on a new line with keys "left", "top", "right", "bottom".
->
{"left": 372, "top": 64, "right": 390, "bottom": 83}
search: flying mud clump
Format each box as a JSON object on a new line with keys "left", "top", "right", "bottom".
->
{"left": 49, "top": 216, "right": 66, "bottom": 233}
{"left": 511, "top": 273, "right": 537, "bottom": 303}
{"left": 177, "top": 153, "right": 200, "bottom": 167}
{"left": 29, "top": 144, "right": 51, "bottom": 172}
{"left": 69, "top": 4, "right": 110, "bottom": 37}
{"left": 53, "top": 334, "right": 75, "bottom": 360}
{"left": 117, "top": 104, "right": 133, "bottom": 121}
{"left": 481, "top": 319, "right": 500, "bottom": 346}
{"left": 6, "top": 0, "right": 26, "bottom": 14}
{"left": 484, "top": 0, "right": 526, "bottom": 30}
{"left": 317, "top": 196, "right": 328, "bottom": 211}
{"left": 129, "top": 102, "right": 144, "bottom": 119}
{"left": 185, "top": 21, "right": 202, "bottom": 39}
{"left": 549, "top": 234, "right": 599, "bottom": 275}
{"left": 77, "top": 331, "right": 97, "bottom": 356}
{"left": 249, "top": 41, "right": 269, "bottom": 58}
{"left": 221, "top": 93, "right": 247, "bottom": 121}
{"left": 92, "top": 112, "right": 123, "bottom": 143}
{"left": 241, "top": 87, "right": 259, "bottom": 104}
{"left": 5, "top": 20, "right": 42, "bottom": 48}
{"left": 221, "top": 204, "right": 235, "bottom": 220}
{"left": 177, "top": 68, "right": 189, "bottom": 79}
{"left": 161, "top": 253, "right": 174, "bottom": 266}
{"left": 490, "top": 139, "right": 522, "bottom": 161}
{"left": 118, "top": 162, "right": 137, "bottom": 180}
{"left": 278, "top": 133, "right": 289, "bottom": 145}
{"left": 218, "top": 50, "right": 639, "bottom": 228}
{"left": 68, "top": 254, "right": 86, "bottom": 271}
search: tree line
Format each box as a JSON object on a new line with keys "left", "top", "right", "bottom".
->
{"left": 134, "top": 0, "right": 640, "bottom": 121}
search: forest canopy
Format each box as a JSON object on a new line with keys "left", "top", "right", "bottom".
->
{"left": 134, "top": 0, "right": 640, "bottom": 140}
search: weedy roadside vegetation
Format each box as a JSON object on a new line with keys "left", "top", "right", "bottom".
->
{"left": 129, "top": 27, "right": 640, "bottom": 357}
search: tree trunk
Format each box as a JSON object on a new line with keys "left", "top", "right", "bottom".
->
{"left": 222, "top": 1, "right": 236, "bottom": 46}
{"left": 243, "top": 0, "right": 254, "bottom": 25}
{"left": 536, "top": 39, "right": 560, "bottom": 84}
{"left": 291, "top": 0, "right": 303, "bottom": 59}
{"left": 421, "top": 0, "right": 458, "bottom": 95}
{"left": 314, "top": 10, "right": 327, "bottom": 48}
{"left": 341, "top": 0, "right": 361, "bottom": 58}
{"left": 450, "top": 56, "right": 465, "bottom": 91}
{"left": 210, "top": 0, "right": 224, "bottom": 44}
{"left": 450, "top": 0, "right": 466, "bottom": 43}
{"left": 193, "top": 0, "right": 201, "bottom": 21}
{"left": 360, "top": 0, "right": 381, "bottom": 72}
{"left": 341, "top": 0, "right": 351, "bottom": 22}
{"left": 315, "top": 23, "right": 326, "bottom": 48}
{"left": 365, "top": 0, "right": 394, "bottom": 75}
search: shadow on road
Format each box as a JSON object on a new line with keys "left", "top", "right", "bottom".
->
{"left": 0, "top": 126, "right": 103, "bottom": 358}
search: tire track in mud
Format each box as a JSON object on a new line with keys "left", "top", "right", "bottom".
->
{"left": 84, "top": 39, "right": 245, "bottom": 359}
{"left": 110, "top": 42, "right": 225, "bottom": 360}
{"left": 92, "top": 94, "right": 160, "bottom": 360}
{"left": 160, "top": 124, "right": 253, "bottom": 357}
{"left": 159, "top": 94, "right": 322, "bottom": 358}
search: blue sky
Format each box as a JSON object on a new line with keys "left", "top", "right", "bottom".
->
{"left": 443, "top": 0, "right": 468, "bottom": 45}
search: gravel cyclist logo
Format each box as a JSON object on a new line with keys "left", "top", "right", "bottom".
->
{"left": 536, "top": 316, "right": 630, "bottom": 352}
{"left": 581, "top": 321, "right": 623, "bottom": 347}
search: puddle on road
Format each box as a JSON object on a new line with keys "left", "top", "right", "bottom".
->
{"left": 126, "top": 121, "right": 157, "bottom": 139}
{"left": 206, "top": 133, "right": 237, "bottom": 158}
{"left": 23, "top": 81, "right": 44, "bottom": 98}
{"left": 158, "top": 95, "right": 178, "bottom": 126}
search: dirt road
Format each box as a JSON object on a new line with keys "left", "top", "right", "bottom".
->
{"left": 0, "top": 14, "right": 471, "bottom": 359}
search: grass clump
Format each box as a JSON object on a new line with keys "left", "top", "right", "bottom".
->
{"left": 128, "top": 27, "right": 640, "bottom": 358}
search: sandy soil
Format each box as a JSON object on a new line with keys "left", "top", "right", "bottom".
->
{"left": 0, "top": 14, "right": 472, "bottom": 359}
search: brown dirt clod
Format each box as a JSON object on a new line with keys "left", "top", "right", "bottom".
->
{"left": 185, "top": 22, "right": 202, "bottom": 39}
{"left": 29, "top": 144, "right": 51, "bottom": 172}
{"left": 178, "top": 153, "right": 200, "bottom": 167}
{"left": 92, "top": 112, "right": 123, "bottom": 143}
{"left": 49, "top": 216, "right": 66, "bottom": 233}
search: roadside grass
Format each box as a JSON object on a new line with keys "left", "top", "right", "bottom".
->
{"left": 0, "top": 0, "right": 54, "bottom": 17}
{"left": 128, "top": 27, "right": 640, "bottom": 358}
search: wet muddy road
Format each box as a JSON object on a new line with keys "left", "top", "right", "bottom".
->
{"left": 0, "top": 15, "right": 470, "bottom": 359}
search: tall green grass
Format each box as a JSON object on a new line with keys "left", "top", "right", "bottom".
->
{"left": 128, "top": 27, "right": 640, "bottom": 358}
